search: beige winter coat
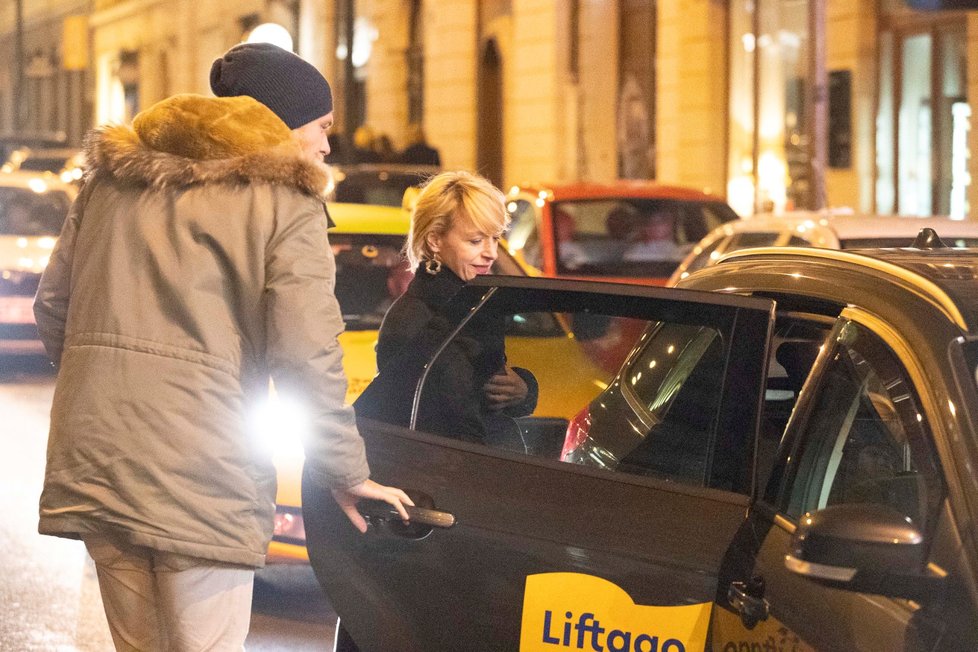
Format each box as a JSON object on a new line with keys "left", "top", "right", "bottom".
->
{"left": 34, "top": 94, "right": 369, "bottom": 567}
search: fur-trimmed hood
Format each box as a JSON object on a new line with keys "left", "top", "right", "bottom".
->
{"left": 84, "top": 94, "right": 329, "bottom": 199}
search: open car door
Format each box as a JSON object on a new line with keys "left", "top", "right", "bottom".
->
{"left": 304, "top": 277, "right": 775, "bottom": 651}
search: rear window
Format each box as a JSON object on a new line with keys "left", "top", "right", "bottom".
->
{"left": 332, "top": 234, "right": 412, "bottom": 330}
{"left": 0, "top": 187, "right": 71, "bottom": 235}
{"left": 551, "top": 198, "right": 738, "bottom": 279}
{"left": 331, "top": 234, "right": 536, "bottom": 332}
{"left": 334, "top": 173, "right": 427, "bottom": 207}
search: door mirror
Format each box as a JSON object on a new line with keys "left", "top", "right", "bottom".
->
{"left": 784, "top": 503, "right": 944, "bottom": 601}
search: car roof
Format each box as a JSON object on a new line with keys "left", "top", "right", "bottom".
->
{"left": 734, "top": 211, "right": 978, "bottom": 240}
{"left": 328, "top": 202, "right": 410, "bottom": 235}
{"left": 508, "top": 180, "right": 725, "bottom": 202}
{"left": 721, "top": 246, "right": 978, "bottom": 331}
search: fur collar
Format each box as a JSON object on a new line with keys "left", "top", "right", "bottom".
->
{"left": 84, "top": 94, "right": 329, "bottom": 198}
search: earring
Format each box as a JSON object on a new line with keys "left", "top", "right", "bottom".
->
{"left": 424, "top": 256, "right": 442, "bottom": 275}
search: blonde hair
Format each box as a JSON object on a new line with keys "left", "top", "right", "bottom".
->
{"left": 405, "top": 170, "right": 509, "bottom": 271}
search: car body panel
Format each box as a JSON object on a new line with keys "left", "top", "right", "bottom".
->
{"left": 678, "top": 249, "right": 978, "bottom": 650}
{"left": 300, "top": 245, "right": 978, "bottom": 651}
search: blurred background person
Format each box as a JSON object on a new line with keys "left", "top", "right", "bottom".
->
{"left": 400, "top": 123, "right": 441, "bottom": 167}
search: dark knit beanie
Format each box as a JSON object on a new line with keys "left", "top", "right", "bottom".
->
{"left": 210, "top": 42, "right": 333, "bottom": 129}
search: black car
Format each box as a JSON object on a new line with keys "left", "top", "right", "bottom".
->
{"left": 303, "top": 232, "right": 978, "bottom": 651}
{"left": 327, "top": 163, "right": 439, "bottom": 208}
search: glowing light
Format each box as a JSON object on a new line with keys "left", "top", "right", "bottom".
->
{"left": 667, "top": 345, "right": 675, "bottom": 354}
{"left": 38, "top": 237, "right": 56, "bottom": 249}
{"left": 27, "top": 178, "right": 48, "bottom": 193}
{"left": 246, "top": 23, "right": 294, "bottom": 52}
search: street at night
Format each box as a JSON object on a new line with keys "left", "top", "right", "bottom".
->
{"left": 0, "top": 356, "right": 335, "bottom": 651}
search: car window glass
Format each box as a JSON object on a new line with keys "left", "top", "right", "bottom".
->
{"left": 331, "top": 234, "right": 413, "bottom": 330}
{"left": 413, "top": 288, "right": 767, "bottom": 493}
{"left": 784, "top": 322, "right": 944, "bottom": 532}
{"left": 0, "top": 187, "right": 71, "bottom": 235}
{"left": 551, "top": 199, "right": 736, "bottom": 279}
{"left": 787, "top": 235, "right": 810, "bottom": 246}
{"left": 757, "top": 319, "right": 832, "bottom": 499}
{"left": 505, "top": 199, "right": 540, "bottom": 267}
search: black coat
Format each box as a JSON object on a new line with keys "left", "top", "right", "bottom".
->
{"left": 354, "top": 267, "right": 537, "bottom": 444}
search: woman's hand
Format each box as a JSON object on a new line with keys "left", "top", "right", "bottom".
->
{"left": 484, "top": 366, "right": 528, "bottom": 411}
{"left": 331, "top": 479, "right": 414, "bottom": 533}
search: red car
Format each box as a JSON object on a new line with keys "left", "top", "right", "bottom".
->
{"left": 505, "top": 181, "right": 740, "bottom": 285}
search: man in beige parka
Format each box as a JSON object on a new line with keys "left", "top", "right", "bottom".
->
{"left": 33, "top": 42, "right": 410, "bottom": 651}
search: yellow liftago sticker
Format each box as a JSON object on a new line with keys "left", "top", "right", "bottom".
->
{"left": 520, "top": 572, "right": 711, "bottom": 652}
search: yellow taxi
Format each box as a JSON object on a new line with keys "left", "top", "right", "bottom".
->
{"left": 264, "top": 202, "right": 609, "bottom": 563}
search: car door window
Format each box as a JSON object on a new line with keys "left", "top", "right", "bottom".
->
{"left": 413, "top": 281, "right": 774, "bottom": 494}
{"left": 783, "top": 321, "right": 944, "bottom": 531}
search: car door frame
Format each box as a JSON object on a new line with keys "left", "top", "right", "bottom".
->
{"left": 303, "top": 276, "right": 777, "bottom": 652}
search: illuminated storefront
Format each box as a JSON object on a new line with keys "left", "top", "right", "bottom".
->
{"left": 728, "top": 0, "right": 813, "bottom": 216}
{"left": 877, "top": 2, "right": 969, "bottom": 217}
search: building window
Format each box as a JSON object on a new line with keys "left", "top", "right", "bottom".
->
{"left": 728, "top": 0, "right": 812, "bottom": 215}
{"left": 877, "top": 17, "right": 968, "bottom": 218}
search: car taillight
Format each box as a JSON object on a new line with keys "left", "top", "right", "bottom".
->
{"left": 561, "top": 405, "right": 591, "bottom": 461}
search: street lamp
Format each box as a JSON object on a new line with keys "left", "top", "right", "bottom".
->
{"left": 246, "top": 22, "right": 294, "bottom": 52}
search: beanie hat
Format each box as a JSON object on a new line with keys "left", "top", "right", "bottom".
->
{"left": 210, "top": 42, "right": 332, "bottom": 130}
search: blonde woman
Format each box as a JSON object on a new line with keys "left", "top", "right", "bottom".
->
{"left": 355, "top": 170, "right": 537, "bottom": 443}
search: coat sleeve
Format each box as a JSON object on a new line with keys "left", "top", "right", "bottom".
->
{"left": 33, "top": 182, "right": 89, "bottom": 365}
{"left": 265, "top": 199, "right": 369, "bottom": 491}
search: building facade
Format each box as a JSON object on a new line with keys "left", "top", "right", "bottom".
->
{"left": 1, "top": 0, "right": 976, "bottom": 218}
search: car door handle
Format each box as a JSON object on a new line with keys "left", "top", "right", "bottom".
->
{"left": 727, "top": 580, "right": 769, "bottom": 629}
{"left": 358, "top": 499, "right": 456, "bottom": 529}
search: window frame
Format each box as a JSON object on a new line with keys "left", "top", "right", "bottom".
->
{"left": 771, "top": 317, "right": 947, "bottom": 535}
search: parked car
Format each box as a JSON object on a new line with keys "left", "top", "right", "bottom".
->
{"left": 0, "top": 172, "right": 76, "bottom": 355}
{"left": 303, "top": 230, "right": 978, "bottom": 651}
{"left": 2, "top": 146, "right": 86, "bottom": 184}
{"left": 669, "top": 211, "right": 978, "bottom": 285}
{"left": 264, "top": 202, "right": 608, "bottom": 563}
{"left": 504, "top": 181, "right": 740, "bottom": 285}
{"left": 326, "top": 163, "right": 439, "bottom": 208}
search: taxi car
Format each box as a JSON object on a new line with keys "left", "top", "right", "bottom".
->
{"left": 0, "top": 171, "right": 76, "bottom": 355}
{"left": 303, "top": 229, "right": 978, "bottom": 651}
{"left": 505, "top": 181, "right": 739, "bottom": 285}
{"left": 264, "top": 203, "right": 606, "bottom": 563}
{"left": 668, "top": 211, "right": 978, "bottom": 285}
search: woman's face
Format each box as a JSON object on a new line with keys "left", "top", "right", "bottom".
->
{"left": 292, "top": 111, "right": 334, "bottom": 164}
{"left": 429, "top": 216, "right": 500, "bottom": 281}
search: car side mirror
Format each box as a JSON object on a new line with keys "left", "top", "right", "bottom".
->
{"left": 784, "top": 503, "right": 944, "bottom": 602}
